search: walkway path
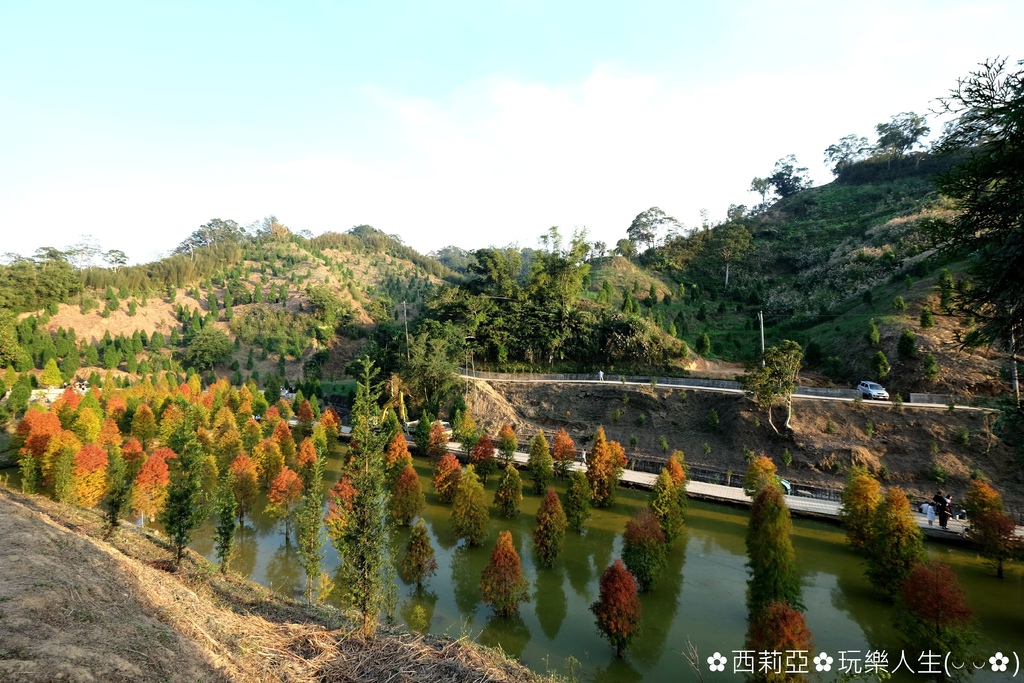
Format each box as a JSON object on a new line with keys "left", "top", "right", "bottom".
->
{"left": 443, "top": 441, "right": 1014, "bottom": 541}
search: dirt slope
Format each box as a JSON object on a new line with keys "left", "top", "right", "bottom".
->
{"left": 469, "top": 380, "right": 1023, "bottom": 509}
{"left": 0, "top": 488, "right": 543, "bottom": 683}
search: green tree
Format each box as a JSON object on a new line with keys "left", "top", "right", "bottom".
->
{"left": 746, "top": 485, "right": 803, "bottom": 614}
{"left": 158, "top": 433, "right": 206, "bottom": 567}
{"left": 824, "top": 134, "right": 871, "bottom": 175}
{"left": 183, "top": 328, "right": 233, "bottom": 371}
{"left": 930, "top": 59, "right": 1024, "bottom": 374}
{"left": 649, "top": 468, "right": 685, "bottom": 544}
{"left": 696, "top": 332, "right": 711, "bottom": 356}
{"left": 39, "top": 357, "right": 63, "bottom": 387}
{"left": 872, "top": 350, "right": 891, "bottom": 380}
{"left": 875, "top": 111, "right": 929, "bottom": 162}
{"left": 866, "top": 319, "right": 880, "bottom": 346}
{"left": 493, "top": 464, "right": 523, "bottom": 518}
{"left": 920, "top": 305, "right": 935, "bottom": 328}
{"left": 839, "top": 467, "right": 881, "bottom": 553}
{"left": 767, "top": 155, "right": 810, "bottom": 198}
{"left": 527, "top": 430, "right": 554, "bottom": 494}
{"left": 295, "top": 451, "right": 327, "bottom": 602}
{"left": 331, "top": 358, "right": 394, "bottom": 637}
{"left": 713, "top": 223, "right": 753, "bottom": 287}
{"left": 214, "top": 476, "right": 238, "bottom": 573}
{"left": 103, "top": 451, "right": 133, "bottom": 537}
{"left": 450, "top": 464, "right": 489, "bottom": 546}
{"left": 898, "top": 328, "right": 918, "bottom": 359}
{"left": 532, "top": 488, "right": 568, "bottom": 568}
{"left": 740, "top": 340, "right": 803, "bottom": 433}
{"left": 865, "top": 487, "right": 925, "bottom": 600}
{"left": 626, "top": 207, "right": 679, "bottom": 252}
{"left": 565, "top": 470, "right": 592, "bottom": 533}
{"left": 400, "top": 519, "right": 438, "bottom": 588}
{"left": 496, "top": 423, "right": 517, "bottom": 463}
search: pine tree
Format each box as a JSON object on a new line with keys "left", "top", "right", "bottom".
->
{"left": 331, "top": 358, "right": 394, "bottom": 637}
{"left": 480, "top": 530, "right": 529, "bottom": 616}
{"left": 159, "top": 434, "right": 206, "bottom": 566}
{"left": 591, "top": 559, "right": 642, "bottom": 657}
{"left": 214, "top": 476, "right": 238, "bottom": 573}
{"left": 295, "top": 450, "right": 327, "bottom": 602}
{"left": 565, "top": 470, "right": 592, "bottom": 532}
{"left": 432, "top": 453, "right": 462, "bottom": 504}
{"left": 400, "top": 518, "right": 438, "bottom": 588}
{"left": 533, "top": 488, "right": 568, "bottom": 567}
{"left": 622, "top": 508, "right": 667, "bottom": 592}
{"left": 391, "top": 463, "right": 425, "bottom": 526}
{"left": 103, "top": 450, "right": 132, "bottom": 536}
{"left": 746, "top": 485, "right": 803, "bottom": 613}
{"left": 493, "top": 464, "right": 523, "bottom": 518}
{"left": 450, "top": 464, "right": 489, "bottom": 546}
{"left": 865, "top": 487, "right": 925, "bottom": 600}
{"left": 839, "top": 467, "right": 881, "bottom": 552}
{"left": 527, "top": 430, "right": 554, "bottom": 494}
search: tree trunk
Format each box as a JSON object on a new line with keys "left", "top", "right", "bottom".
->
{"left": 766, "top": 406, "right": 779, "bottom": 435}
{"left": 724, "top": 262, "right": 730, "bottom": 288}
{"left": 783, "top": 397, "right": 793, "bottom": 431}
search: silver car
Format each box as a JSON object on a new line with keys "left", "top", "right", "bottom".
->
{"left": 857, "top": 381, "right": 889, "bottom": 400}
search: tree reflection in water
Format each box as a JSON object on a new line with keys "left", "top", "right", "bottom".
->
{"left": 400, "top": 588, "right": 439, "bottom": 633}
{"left": 479, "top": 611, "right": 531, "bottom": 661}
{"left": 265, "top": 542, "right": 303, "bottom": 599}
{"left": 533, "top": 563, "right": 568, "bottom": 641}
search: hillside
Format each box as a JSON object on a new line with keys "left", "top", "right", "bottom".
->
{"left": 467, "top": 380, "right": 1024, "bottom": 510}
{"left": 0, "top": 486, "right": 542, "bottom": 683}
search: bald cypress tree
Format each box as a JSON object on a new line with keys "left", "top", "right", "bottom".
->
{"left": 746, "top": 485, "right": 803, "bottom": 614}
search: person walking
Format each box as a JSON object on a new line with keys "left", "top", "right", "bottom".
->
{"left": 598, "top": 370, "right": 604, "bottom": 382}
{"left": 933, "top": 491, "right": 948, "bottom": 529}
{"left": 925, "top": 502, "right": 935, "bottom": 526}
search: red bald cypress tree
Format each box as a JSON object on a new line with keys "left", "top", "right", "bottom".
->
{"left": 745, "top": 601, "right": 814, "bottom": 683}
{"left": 480, "top": 530, "right": 529, "bottom": 616}
{"left": 432, "top": 453, "right": 462, "bottom": 504}
{"left": 391, "top": 463, "right": 425, "bottom": 526}
{"left": 591, "top": 559, "right": 642, "bottom": 657}
{"left": 470, "top": 433, "right": 497, "bottom": 484}
{"left": 533, "top": 487, "right": 568, "bottom": 567}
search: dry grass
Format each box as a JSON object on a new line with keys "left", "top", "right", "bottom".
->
{"left": 0, "top": 488, "right": 545, "bottom": 683}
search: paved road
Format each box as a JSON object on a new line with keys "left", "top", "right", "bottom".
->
{"left": 461, "top": 374, "right": 993, "bottom": 412}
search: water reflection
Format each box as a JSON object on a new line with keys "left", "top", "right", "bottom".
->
{"left": 450, "top": 546, "right": 483, "bottom": 617}
{"left": 400, "top": 588, "right": 438, "bottom": 633}
{"left": 632, "top": 533, "right": 687, "bottom": 665}
{"left": 231, "top": 525, "right": 258, "bottom": 578}
{"left": 479, "top": 611, "right": 531, "bottom": 661}
{"left": 265, "top": 543, "right": 303, "bottom": 598}
{"left": 533, "top": 564, "right": 567, "bottom": 641}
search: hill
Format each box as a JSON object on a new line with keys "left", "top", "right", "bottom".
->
{"left": 0, "top": 486, "right": 542, "bottom": 683}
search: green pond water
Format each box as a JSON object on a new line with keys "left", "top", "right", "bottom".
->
{"left": 6, "top": 454, "right": 1021, "bottom": 682}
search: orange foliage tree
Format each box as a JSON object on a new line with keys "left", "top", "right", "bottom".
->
{"left": 391, "top": 464, "right": 426, "bottom": 526}
{"left": 296, "top": 437, "right": 318, "bottom": 476}
{"left": 480, "top": 530, "right": 529, "bottom": 616}
{"left": 745, "top": 601, "right": 814, "bottom": 683}
{"left": 432, "top": 453, "right": 462, "bottom": 504}
{"left": 533, "top": 488, "right": 568, "bottom": 567}
{"left": 325, "top": 475, "right": 358, "bottom": 538}
{"left": 591, "top": 559, "right": 642, "bottom": 657}
{"left": 839, "top": 467, "right": 881, "bottom": 552}
{"left": 427, "top": 420, "right": 449, "bottom": 461}
{"left": 866, "top": 487, "right": 925, "bottom": 599}
{"left": 97, "top": 417, "right": 122, "bottom": 450}
{"left": 552, "top": 428, "right": 577, "bottom": 479}
{"left": 972, "top": 509, "right": 1021, "bottom": 578}
{"left": 272, "top": 420, "right": 297, "bottom": 468}
{"left": 470, "top": 433, "right": 497, "bottom": 484}
{"left": 296, "top": 399, "right": 315, "bottom": 426}
{"left": 266, "top": 467, "right": 304, "bottom": 542}
{"left": 895, "top": 561, "right": 978, "bottom": 664}
{"left": 319, "top": 407, "right": 340, "bottom": 440}
{"left": 228, "top": 454, "right": 259, "bottom": 523}
{"left": 132, "top": 448, "right": 171, "bottom": 523}
{"left": 586, "top": 427, "right": 627, "bottom": 507}
{"left": 385, "top": 432, "right": 413, "bottom": 485}
{"left": 72, "top": 444, "right": 108, "bottom": 508}
{"left": 130, "top": 403, "right": 157, "bottom": 450}
{"left": 496, "top": 423, "right": 517, "bottom": 463}
{"left": 743, "top": 454, "right": 779, "bottom": 495}
{"left": 254, "top": 438, "right": 284, "bottom": 487}
{"left": 962, "top": 479, "right": 1003, "bottom": 520}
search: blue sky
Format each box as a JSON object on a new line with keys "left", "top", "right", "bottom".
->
{"left": 1, "top": 0, "right": 1021, "bottom": 264}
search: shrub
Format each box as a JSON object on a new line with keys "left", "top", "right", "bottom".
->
{"left": 920, "top": 305, "right": 935, "bottom": 328}
{"left": 892, "top": 295, "right": 907, "bottom": 312}
{"left": 897, "top": 329, "right": 918, "bottom": 359}
{"left": 922, "top": 353, "right": 940, "bottom": 381}
{"left": 872, "top": 350, "right": 890, "bottom": 380}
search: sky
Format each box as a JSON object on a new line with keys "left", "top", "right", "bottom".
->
{"left": 1, "top": 0, "right": 1021, "bottom": 265}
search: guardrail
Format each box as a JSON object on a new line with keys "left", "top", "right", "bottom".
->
{"left": 909, "top": 393, "right": 956, "bottom": 405}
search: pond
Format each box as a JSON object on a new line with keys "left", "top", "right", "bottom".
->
{"left": 178, "top": 454, "right": 1024, "bottom": 683}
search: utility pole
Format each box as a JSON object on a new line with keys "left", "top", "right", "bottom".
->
{"left": 403, "top": 301, "right": 410, "bottom": 362}
{"left": 758, "top": 310, "right": 766, "bottom": 367}
{"left": 1011, "top": 327, "right": 1020, "bottom": 410}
